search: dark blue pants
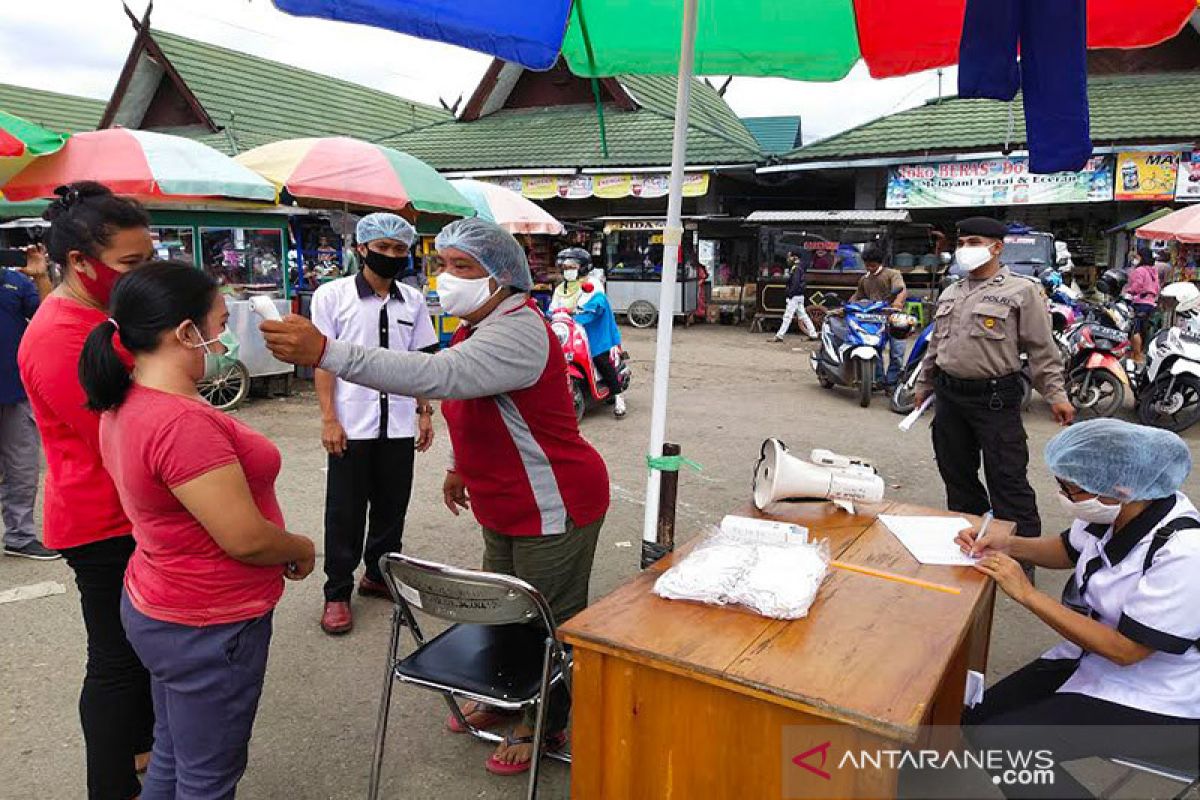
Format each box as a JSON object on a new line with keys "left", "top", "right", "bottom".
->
{"left": 120, "top": 594, "right": 273, "bottom": 800}
{"left": 958, "top": 0, "right": 1091, "bottom": 174}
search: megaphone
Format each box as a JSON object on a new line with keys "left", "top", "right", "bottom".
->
{"left": 753, "top": 438, "right": 885, "bottom": 511}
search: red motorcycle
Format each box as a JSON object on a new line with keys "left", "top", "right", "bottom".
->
{"left": 549, "top": 309, "right": 631, "bottom": 420}
{"left": 1064, "top": 320, "right": 1134, "bottom": 418}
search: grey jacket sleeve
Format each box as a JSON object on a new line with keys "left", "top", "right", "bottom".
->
{"left": 320, "top": 307, "right": 550, "bottom": 400}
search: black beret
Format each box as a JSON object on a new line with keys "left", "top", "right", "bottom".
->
{"left": 957, "top": 216, "right": 1009, "bottom": 239}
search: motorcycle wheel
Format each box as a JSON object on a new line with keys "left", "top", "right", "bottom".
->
{"left": 571, "top": 381, "right": 586, "bottom": 422}
{"left": 1138, "top": 374, "right": 1200, "bottom": 433}
{"left": 890, "top": 375, "right": 916, "bottom": 415}
{"left": 1066, "top": 369, "right": 1124, "bottom": 419}
{"left": 857, "top": 360, "right": 873, "bottom": 408}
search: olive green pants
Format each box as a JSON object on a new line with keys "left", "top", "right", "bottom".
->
{"left": 480, "top": 516, "right": 603, "bottom": 732}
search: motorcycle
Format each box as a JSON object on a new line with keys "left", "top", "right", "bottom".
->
{"left": 1063, "top": 320, "right": 1133, "bottom": 419}
{"left": 1137, "top": 326, "right": 1200, "bottom": 433}
{"left": 811, "top": 300, "right": 891, "bottom": 408}
{"left": 549, "top": 309, "right": 631, "bottom": 421}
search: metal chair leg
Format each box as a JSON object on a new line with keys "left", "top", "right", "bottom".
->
{"left": 368, "top": 609, "right": 404, "bottom": 800}
{"left": 525, "top": 639, "right": 556, "bottom": 800}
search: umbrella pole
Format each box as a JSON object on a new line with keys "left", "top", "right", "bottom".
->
{"left": 641, "top": 0, "right": 698, "bottom": 565}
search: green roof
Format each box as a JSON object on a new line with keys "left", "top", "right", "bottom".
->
{"left": 147, "top": 29, "right": 452, "bottom": 155}
{"left": 389, "top": 74, "right": 762, "bottom": 171}
{"left": 742, "top": 116, "right": 803, "bottom": 154}
{"left": 0, "top": 83, "right": 104, "bottom": 133}
{"left": 786, "top": 72, "right": 1200, "bottom": 163}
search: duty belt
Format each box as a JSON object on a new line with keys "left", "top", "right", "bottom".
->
{"left": 936, "top": 371, "right": 1022, "bottom": 395}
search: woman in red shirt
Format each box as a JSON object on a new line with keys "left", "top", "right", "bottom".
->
{"left": 80, "top": 260, "right": 315, "bottom": 797}
{"left": 17, "top": 182, "right": 156, "bottom": 800}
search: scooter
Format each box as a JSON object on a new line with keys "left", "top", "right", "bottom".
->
{"left": 1063, "top": 320, "right": 1133, "bottom": 419}
{"left": 811, "top": 300, "right": 891, "bottom": 408}
{"left": 549, "top": 309, "right": 631, "bottom": 421}
{"left": 1137, "top": 326, "right": 1200, "bottom": 433}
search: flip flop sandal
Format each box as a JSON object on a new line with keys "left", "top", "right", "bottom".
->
{"left": 484, "top": 729, "right": 568, "bottom": 776}
{"left": 445, "top": 703, "right": 518, "bottom": 733}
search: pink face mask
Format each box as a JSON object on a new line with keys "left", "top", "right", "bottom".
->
{"left": 78, "top": 255, "right": 124, "bottom": 307}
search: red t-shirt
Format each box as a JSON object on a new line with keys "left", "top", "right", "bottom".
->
{"left": 101, "top": 385, "right": 286, "bottom": 626}
{"left": 18, "top": 296, "right": 130, "bottom": 549}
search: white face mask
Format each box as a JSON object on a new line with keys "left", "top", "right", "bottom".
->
{"left": 956, "top": 245, "right": 995, "bottom": 273}
{"left": 437, "top": 272, "right": 497, "bottom": 317}
{"left": 1057, "top": 493, "right": 1121, "bottom": 525}
{"left": 562, "top": 268, "right": 579, "bottom": 282}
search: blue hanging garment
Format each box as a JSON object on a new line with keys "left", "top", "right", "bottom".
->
{"left": 958, "top": 0, "right": 1092, "bottom": 174}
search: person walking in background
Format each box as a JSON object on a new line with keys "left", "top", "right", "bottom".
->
{"left": 771, "top": 252, "right": 817, "bottom": 342}
{"left": 1124, "top": 246, "right": 1161, "bottom": 365}
{"left": 18, "top": 182, "right": 156, "bottom": 800}
{"left": 849, "top": 245, "right": 908, "bottom": 388}
{"left": 310, "top": 213, "right": 438, "bottom": 636}
{"left": 79, "top": 261, "right": 315, "bottom": 798}
{"left": 1, "top": 244, "right": 57, "bottom": 560}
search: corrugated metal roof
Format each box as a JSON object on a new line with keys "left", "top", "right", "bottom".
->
{"left": 0, "top": 83, "right": 104, "bottom": 133}
{"left": 747, "top": 210, "right": 912, "bottom": 223}
{"left": 742, "top": 116, "right": 802, "bottom": 154}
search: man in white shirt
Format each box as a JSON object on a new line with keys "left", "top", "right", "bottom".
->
{"left": 310, "top": 213, "right": 439, "bottom": 635}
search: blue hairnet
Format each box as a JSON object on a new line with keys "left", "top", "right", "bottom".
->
{"left": 1044, "top": 419, "right": 1191, "bottom": 501}
{"left": 434, "top": 218, "right": 532, "bottom": 291}
{"left": 356, "top": 213, "right": 415, "bottom": 246}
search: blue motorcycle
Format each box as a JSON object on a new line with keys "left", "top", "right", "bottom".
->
{"left": 810, "top": 300, "right": 892, "bottom": 408}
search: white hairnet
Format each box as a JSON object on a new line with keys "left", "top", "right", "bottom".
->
{"left": 356, "top": 213, "right": 415, "bottom": 246}
{"left": 1045, "top": 419, "right": 1191, "bottom": 501}
{"left": 434, "top": 218, "right": 532, "bottom": 291}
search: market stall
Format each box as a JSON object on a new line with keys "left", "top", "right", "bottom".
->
{"left": 600, "top": 217, "right": 700, "bottom": 327}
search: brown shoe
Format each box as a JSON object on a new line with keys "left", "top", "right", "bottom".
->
{"left": 357, "top": 576, "right": 391, "bottom": 599}
{"left": 321, "top": 601, "right": 353, "bottom": 635}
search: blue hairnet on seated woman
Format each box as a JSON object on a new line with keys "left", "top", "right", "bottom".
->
{"left": 434, "top": 217, "right": 532, "bottom": 291}
{"left": 1045, "top": 418, "right": 1191, "bottom": 501}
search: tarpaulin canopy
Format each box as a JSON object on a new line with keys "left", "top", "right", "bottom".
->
{"left": 273, "top": 0, "right": 1196, "bottom": 78}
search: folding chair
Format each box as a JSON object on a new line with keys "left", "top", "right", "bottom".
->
{"left": 1099, "top": 756, "right": 1199, "bottom": 799}
{"left": 368, "top": 553, "right": 571, "bottom": 800}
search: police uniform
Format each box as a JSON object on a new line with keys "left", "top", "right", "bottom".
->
{"left": 917, "top": 217, "right": 1066, "bottom": 537}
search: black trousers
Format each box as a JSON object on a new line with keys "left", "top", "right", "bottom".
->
{"left": 59, "top": 535, "right": 155, "bottom": 800}
{"left": 960, "top": 658, "right": 1200, "bottom": 799}
{"left": 591, "top": 353, "right": 621, "bottom": 396}
{"left": 932, "top": 380, "right": 1041, "bottom": 537}
{"left": 324, "top": 437, "right": 415, "bottom": 602}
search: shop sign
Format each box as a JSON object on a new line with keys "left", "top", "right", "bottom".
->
{"left": 483, "top": 172, "right": 710, "bottom": 200}
{"left": 886, "top": 156, "right": 1114, "bottom": 209}
{"left": 1115, "top": 151, "right": 1180, "bottom": 201}
{"left": 1176, "top": 152, "right": 1200, "bottom": 203}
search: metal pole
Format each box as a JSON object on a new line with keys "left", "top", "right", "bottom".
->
{"left": 641, "top": 442, "right": 681, "bottom": 568}
{"left": 641, "top": 0, "right": 699, "bottom": 548}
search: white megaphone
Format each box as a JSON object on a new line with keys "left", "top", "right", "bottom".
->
{"left": 752, "top": 438, "right": 885, "bottom": 512}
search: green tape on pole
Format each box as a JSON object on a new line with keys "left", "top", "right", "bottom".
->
{"left": 646, "top": 455, "right": 702, "bottom": 473}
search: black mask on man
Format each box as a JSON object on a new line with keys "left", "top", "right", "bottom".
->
{"left": 364, "top": 249, "right": 407, "bottom": 280}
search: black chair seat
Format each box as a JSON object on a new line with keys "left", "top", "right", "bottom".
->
{"left": 395, "top": 623, "right": 560, "bottom": 703}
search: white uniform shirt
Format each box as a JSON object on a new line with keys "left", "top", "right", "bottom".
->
{"left": 310, "top": 274, "right": 438, "bottom": 440}
{"left": 1043, "top": 492, "right": 1200, "bottom": 719}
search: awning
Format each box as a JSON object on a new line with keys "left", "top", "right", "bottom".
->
{"left": 1105, "top": 207, "right": 1174, "bottom": 234}
{"left": 747, "top": 210, "right": 913, "bottom": 224}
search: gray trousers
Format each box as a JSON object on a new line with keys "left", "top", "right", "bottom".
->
{"left": 0, "top": 400, "right": 40, "bottom": 549}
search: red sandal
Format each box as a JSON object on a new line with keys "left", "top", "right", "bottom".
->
{"left": 484, "top": 729, "right": 568, "bottom": 776}
{"left": 445, "top": 702, "right": 518, "bottom": 733}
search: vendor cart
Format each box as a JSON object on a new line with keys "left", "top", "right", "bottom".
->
{"left": 601, "top": 218, "right": 701, "bottom": 327}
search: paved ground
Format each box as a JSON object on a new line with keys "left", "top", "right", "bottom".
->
{"left": 3, "top": 325, "right": 1198, "bottom": 799}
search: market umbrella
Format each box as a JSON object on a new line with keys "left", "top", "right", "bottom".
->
{"left": 272, "top": 0, "right": 1196, "bottom": 553}
{"left": 2, "top": 127, "right": 276, "bottom": 203}
{"left": 450, "top": 179, "right": 564, "bottom": 235}
{"left": 0, "top": 109, "right": 70, "bottom": 185}
{"left": 235, "top": 137, "right": 475, "bottom": 220}
{"left": 1136, "top": 205, "right": 1200, "bottom": 245}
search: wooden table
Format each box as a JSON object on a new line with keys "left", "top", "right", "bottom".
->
{"left": 559, "top": 500, "right": 1004, "bottom": 800}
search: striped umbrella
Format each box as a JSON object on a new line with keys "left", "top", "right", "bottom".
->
{"left": 2, "top": 128, "right": 276, "bottom": 202}
{"left": 451, "top": 179, "right": 564, "bottom": 235}
{"left": 0, "top": 110, "right": 69, "bottom": 184}
{"left": 235, "top": 137, "right": 474, "bottom": 220}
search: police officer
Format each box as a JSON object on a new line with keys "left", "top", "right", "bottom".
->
{"left": 915, "top": 217, "right": 1074, "bottom": 541}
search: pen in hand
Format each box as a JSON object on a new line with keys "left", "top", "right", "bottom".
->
{"left": 970, "top": 512, "right": 993, "bottom": 557}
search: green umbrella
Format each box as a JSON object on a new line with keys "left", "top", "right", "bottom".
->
{"left": 0, "top": 109, "right": 69, "bottom": 184}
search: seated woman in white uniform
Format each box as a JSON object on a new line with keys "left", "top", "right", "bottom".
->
{"left": 956, "top": 418, "right": 1200, "bottom": 799}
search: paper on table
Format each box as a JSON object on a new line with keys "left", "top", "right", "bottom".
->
{"left": 879, "top": 514, "right": 978, "bottom": 566}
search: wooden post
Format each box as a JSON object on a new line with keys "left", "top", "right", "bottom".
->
{"left": 641, "top": 443, "right": 680, "bottom": 569}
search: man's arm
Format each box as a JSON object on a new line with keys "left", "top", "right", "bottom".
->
{"left": 310, "top": 287, "right": 347, "bottom": 455}
{"left": 849, "top": 276, "right": 865, "bottom": 303}
{"left": 1018, "top": 285, "right": 1068, "bottom": 405}
{"left": 891, "top": 271, "right": 908, "bottom": 309}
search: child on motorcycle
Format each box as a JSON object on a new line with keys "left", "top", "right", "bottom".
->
{"left": 557, "top": 248, "right": 627, "bottom": 418}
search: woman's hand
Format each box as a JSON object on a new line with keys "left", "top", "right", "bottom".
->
{"left": 955, "top": 522, "right": 1012, "bottom": 557}
{"left": 443, "top": 471, "right": 469, "bottom": 516}
{"left": 18, "top": 245, "right": 49, "bottom": 279}
{"left": 285, "top": 539, "right": 317, "bottom": 581}
{"left": 416, "top": 414, "right": 434, "bottom": 453}
{"left": 973, "top": 552, "right": 1034, "bottom": 604}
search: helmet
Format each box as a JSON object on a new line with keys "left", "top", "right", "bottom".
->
{"left": 556, "top": 247, "right": 592, "bottom": 271}
{"left": 1161, "top": 281, "right": 1200, "bottom": 315}
{"left": 888, "top": 312, "right": 918, "bottom": 340}
{"left": 1095, "top": 268, "right": 1127, "bottom": 298}
{"left": 1039, "top": 269, "right": 1062, "bottom": 292}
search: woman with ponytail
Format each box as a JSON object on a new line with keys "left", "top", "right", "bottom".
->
{"left": 17, "top": 181, "right": 155, "bottom": 800}
{"left": 80, "top": 261, "right": 315, "bottom": 798}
